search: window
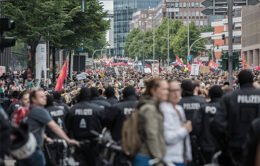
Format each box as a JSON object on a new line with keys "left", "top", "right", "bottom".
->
{"left": 175, "top": 2, "right": 179, "bottom": 7}
{"left": 191, "top": 2, "right": 195, "bottom": 7}
{"left": 195, "top": 2, "right": 200, "bottom": 7}
{"left": 196, "top": 11, "right": 200, "bottom": 16}
{"left": 179, "top": 2, "right": 182, "bottom": 7}
{"left": 183, "top": 2, "right": 187, "bottom": 7}
{"left": 200, "top": 21, "right": 204, "bottom": 26}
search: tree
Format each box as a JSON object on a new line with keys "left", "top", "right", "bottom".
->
{"left": 125, "top": 20, "right": 205, "bottom": 64}
{"left": 1, "top": 0, "right": 109, "bottom": 75}
{"left": 172, "top": 22, "right": 205, "bottom": 62}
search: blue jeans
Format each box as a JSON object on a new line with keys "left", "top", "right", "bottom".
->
{"left": 134, "top": 153, "right": 151, "bottom": 166}
{"left": 18, "top": 147, "right": 45, "bottom": 166}
{"left": 174, "top": 163, "right": 186, "bottom": 166}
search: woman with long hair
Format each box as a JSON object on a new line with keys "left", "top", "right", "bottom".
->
{"left": 134, "top": 78, "right": 169, "bottom": 166}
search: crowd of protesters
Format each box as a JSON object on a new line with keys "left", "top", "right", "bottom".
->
{"left": 0, "top": 67, "right": 260, "bottom": 166}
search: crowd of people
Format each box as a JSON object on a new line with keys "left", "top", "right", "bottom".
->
{"left": 0, "top": 68, "right": 260, "bottom": 166}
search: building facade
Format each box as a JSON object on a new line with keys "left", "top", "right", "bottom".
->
{"left": 114, "top": 0, "right": 161, "bottom": 56}
{"left": 99, "top": 0, "right": 114, "bottom": 55}
{"left": 130, "top": 3, "right": 164, "bottom": 31}
{"left": 164, "top": 0, "right": 208, "bottom": 26}
{"left": 242, "top": 4, "right": 260, "bottom": 67}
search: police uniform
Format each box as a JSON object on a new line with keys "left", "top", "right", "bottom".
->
{"left": 193, "top": 98, "right": 221, "bottom": 164}
{"left": 179, "top": 96, "right": 206, "bottom": 121}
{"left": 65, "top": 101, "right": 105, "bottom": 166}
{"left": 212, "top": 83, "right": 260, "bottom": 164}
{"left": 178, "top": 96, "right": 206, "bottom": 166}
{"left": 0, "top": 106, "right": 11, "bottom": 160}
{"left": 107, "top": 96, "right": 138, "bottom": 142}
{"left": 46, "top": 103, "right": 69, "bottom": 138}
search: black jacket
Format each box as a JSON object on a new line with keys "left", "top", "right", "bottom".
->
{"left": 107, "top": 96, "right": 138, "bottom": 142}
{"left": 178, "top": 95, "right": 206, "bottom": 121}
{"left": 193, "top": 98, "right": 221, "bottom": 152}
{"left": 106, "top": 97, "right": 119, "bottom": 105}
{"left": 46, "top": 103, "right": 69, "bottom": 138}
{"left": 65, "top": 101, "right": 105, "bottom": 140}
{"left": 212, "top": 84, "right": 260, "bottom": 156}
{"left": 90, "top": 97, "right": 111, "bottom": 108}
{"left": 0, "top": 107, "right": 11, "bottom": 157}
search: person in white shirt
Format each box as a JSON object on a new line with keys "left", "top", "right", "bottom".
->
{"left": 160, "top": 80, "right": 192, "bottom": 166}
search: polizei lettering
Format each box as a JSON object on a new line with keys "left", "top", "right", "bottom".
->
{"left": 237, "top": 95, "right": 260, "bottom": 104}
{"left": 75, "top": 109, "right": 93, "bottom": 115}
{"left": 183, "top": 103, "right": 200, "bottom": 110}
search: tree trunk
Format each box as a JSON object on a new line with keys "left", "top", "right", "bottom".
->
{"left": 68, "top": 50, "right": 72, "bottom": 79}
{"left": 27, "top": 42, "right": 38, "bottom": 79}
{"left": 52, "top": 46, "right": 56, "bottom": 83}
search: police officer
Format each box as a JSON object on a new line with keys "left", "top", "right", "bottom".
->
{"left": 90, "top": 87, "right": 111, "bottom": 108}
{"left": 178, "top": 79, "right": 206, "bottom": 166}
{"left": 105, "top": 86, "right": 119, "bottom": 105}
{"left": 45, "top": 94, "right": 68, "bottom": 137}
{"left": 0, "top": 106, "right": 11, "bottom": 166}
{"left": 65, "top": 87, "right": 105, "bottom": 166}
{"left": 107, "top": 86, "right": 138, "bottom": 142}
{"left": 179, "top": 79, "right": 206, "bottom": 121}
{"left": 193, "top": 85, "right": 223, "bottom": 164}
{"left": 212, "top": 70, "right": 260, "bottom": 166}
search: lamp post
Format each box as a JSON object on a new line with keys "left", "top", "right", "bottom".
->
{"left": 167, "top": 7, "right": 170, "bottom": 67}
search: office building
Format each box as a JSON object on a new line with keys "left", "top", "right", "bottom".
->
{"left": 130, "top": 3, "right": 164, "bottom": 31}
{"left": 242, "top": 4, "right": 260, "bottom": 66}
{"left": 99, "top": 0, "right": 114, "bottom": 56}
{"left": 114, "top": 0, "right": 161, "bottom": 56}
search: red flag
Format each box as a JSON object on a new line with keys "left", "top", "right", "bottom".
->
{"left": 175, "top": 56, "right": 184, "bottom": 66}
{"left": 55, "top": 60, "right": 68, "bottom": 91}
{"left": 208, "top": 60, "right": 218, "bottom": 69}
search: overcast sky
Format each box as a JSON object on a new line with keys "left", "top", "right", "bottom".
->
{"left": 99, "top": 0, "right": 113, "bottom": 12}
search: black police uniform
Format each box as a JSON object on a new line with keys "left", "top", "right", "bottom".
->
{"left": 46, "top": 104, "right": 69, "bottom": 138}
{"left": 179, "top": 95, "right": 206, "bottom": 121}
{"left": 90, "top": 96, "right": 111, "bottom": 108}
{"left": 107, "top": 96, "right": 138, "bottom": 142}
{"left": 212, "top": 84, "right": 260, "bottom": 165}
{"left": 178, "top": 96, "right": 206, "bottom": 166}
{"left": 0, "top": 107, "right": 11, "bottom": 163}
{"left": 106, "top": 97, "right": 119, "bottom": 105}
{"left": 243, "top": 118, "right": 260, "bottom": 166}
{"left": 65, "top": 101, "right": 105, "bottom": 166}
{"left": 193, "top": 98, "right": 221, "bottom": 164}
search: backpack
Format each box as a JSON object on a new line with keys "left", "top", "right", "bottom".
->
{"left": 121, "top": 100, "right": 154, "bottom": 157}
{"left": 11, "top": 107, "right": 29, "bottom": 127}
{"left": 121, "top": 108, "right": 141, "bottom": 157}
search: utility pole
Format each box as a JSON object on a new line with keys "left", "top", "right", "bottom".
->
{"left": 228, "top": 0, "right": 233, "bottom": 84}
{"left": 187, "top": 0, "right": 190, "bottom": 64}
{"left": 167, "top": 7, "right": 170, "bottom": 67}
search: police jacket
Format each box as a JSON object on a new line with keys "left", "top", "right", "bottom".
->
{"left": 107, "top": 96, "right": 138, "bottom": 142}
{"left": 243, "top": 118, "right": 260, "bottom": 166}
{"left": 0, "top": 107, "right": 11, "bottom": 156}
{"left": 178, "top": 95, "right": 206, "bottom": 121}
{"left": 106, "top": 97, "right": 119, "bottom": 105}
{"left": 46, "top": 104, "right": 69, "bottom": 138}
{"left": 193, "top": 98, "right": 221, "bottom": 152}
{"left": 65, "top": 101, "right": 105, "bottom": 140}
{"left": 212, "top": 84, "right": 260, "bottom": 152}
{"left": 90, "top": 97, "right": 111, "bottom": 109}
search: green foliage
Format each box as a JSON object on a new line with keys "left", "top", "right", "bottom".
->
{"left": 1, "top": 0, "right": 109, "bottom": 71}
{"left": 125, "top": 20, "right": 206, "bottom": 63}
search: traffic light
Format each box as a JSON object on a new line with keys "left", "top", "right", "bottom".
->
{"left": 0, "top": 18, "right": 16, "bottom": 51}
{"left": 222, "top": 34, "right": 225, "bottom": 40}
